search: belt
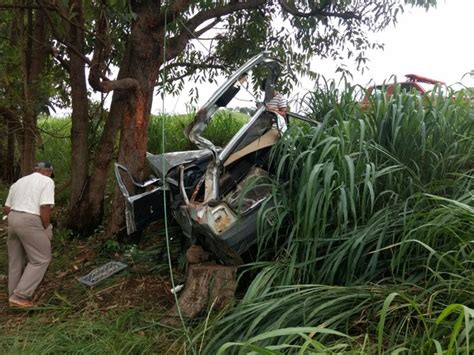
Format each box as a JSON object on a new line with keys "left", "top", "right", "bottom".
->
{"left": 11, "top": 210, "right": 39, "bottom": 216}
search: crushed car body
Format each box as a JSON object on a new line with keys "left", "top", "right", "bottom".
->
{"left": 115, "top": 51, "right": 310, "bottom": 265}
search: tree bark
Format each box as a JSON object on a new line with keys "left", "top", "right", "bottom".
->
{"left": 67, "top": 43, "right": 137, "bottom": 235}
{"left": 0, "top": 11, "right": 21, "bottom": 183}
{"left": 106, "top": 1, "right": 163, "bottom": 236}
{"left": 65, "top": 0, "right": 159, "bottom": 236}
{"left": 5, "top": 114, "right": 19, "bottom": 182}
{"left": 66, "top": 90, "right": 128, "bottom": 235}
{"left": 106, "top": 88, "right": 151, "bottom": 236}
{"left": 163, "top": 245, "right": 237, "bottom": 324}
{"left": 19, "top": 6, "right": 49, "bottom": 176}
{"left": 0, "top": 115, "right": 5, "bottom": 177}
{"left": 19, "top": 111, "right": 37, "bottom": 176}
{"left": 0, "top": 108, "right": 19, "bottom": 182}
{"left": 66, "top": 0, "right": 90, "bottom": 226}
{"left": 65, "top": 0, "right": 133, "bottom": 234}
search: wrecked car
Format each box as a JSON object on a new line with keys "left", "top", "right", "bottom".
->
{"left": 115, "top": 52, "right": 311, "bottom": 265}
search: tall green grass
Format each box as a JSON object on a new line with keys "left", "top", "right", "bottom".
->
{"left": 147, "top": 110, "right": 248, "bottom": 153}
{"left": 199, "top": 284, "right": 473, "bottom": 354}
{"left": 194, "top": 82, "right": 474, "bottom": 353}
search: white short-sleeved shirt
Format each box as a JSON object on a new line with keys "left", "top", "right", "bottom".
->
{"left": 5, "top": 172, "right": 55, "bottom": 215}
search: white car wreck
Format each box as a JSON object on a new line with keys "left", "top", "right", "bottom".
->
{"left": 115, "top": 52, "right": 312, "bottom": 265}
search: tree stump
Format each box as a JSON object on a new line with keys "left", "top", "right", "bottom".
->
{"left": 163, "top": 245, "right": 237, "bottom": 325}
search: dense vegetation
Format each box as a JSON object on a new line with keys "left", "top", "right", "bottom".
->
{"left": 1, "top": 84, "right": 473, "bottom": 353}
{"left": 196, "top": 84, "right": 473, "bottom": 353}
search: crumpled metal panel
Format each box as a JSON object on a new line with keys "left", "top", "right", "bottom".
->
{"left": 146, "top": 150, "right": 213, "bottom": 179}
{"left": 184, "top": 52, "right": 283, "bottom": 204}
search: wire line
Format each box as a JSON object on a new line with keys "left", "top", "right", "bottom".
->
{"left": 161, "top": 6, "right": 196, "bottom": 354}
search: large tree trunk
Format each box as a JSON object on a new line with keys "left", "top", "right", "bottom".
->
{"left": 105, "top": 2, "right": 163, "bottom": 236}
{"left": 66, "top": 91, "right": 128, "bottom": 235}
{"left": 66, "top": 1, "right": 134, "bottom": 234}
{"left": 163, "top": 245, "right": 237, "bottom": 325}
{"left": 19, "top": 7, "right": 48, "bottom": 176}
{"left": 67, "top": 35, "right": 142, "bottom": 235}
{"left": 106, "top": 87, "right": 154, "bottom": 236}
{"left": 66, "top": 1, "right": 162, "bottom": 236}
{"left": 66, "top": 0, "right": 90, "bottom": 227}
{"left": 0, "top": 108, "right": 19, "bottom": 183}
{"left": 19, "top": 111, "right": 37, "bottom": 176}
{"left": 5, "top": 114, "right": 19, "bottom": 182}
{"left": 0, "top": 11, "right": 21, "bottom": 183}
{"left": 0, "top": 115, "right": 5, "bottom": 177}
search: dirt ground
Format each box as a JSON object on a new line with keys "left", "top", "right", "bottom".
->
{"left": 0, "top": 218, "right": 179, "bottom": 330}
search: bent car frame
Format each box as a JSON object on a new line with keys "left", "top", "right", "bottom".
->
{"left": 115, "top": 52, "right": 310, "bottom": 265}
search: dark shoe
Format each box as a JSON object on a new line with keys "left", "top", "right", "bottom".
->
{"left": 9, "top": 295, "right": 34, "bottom": 308}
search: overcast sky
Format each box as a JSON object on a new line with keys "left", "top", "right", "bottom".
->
{"left": 157, "top": 0, "right": 474, "bottom": 114}
{"left": 311, "top": 0, "right": 474, "bottom": 89}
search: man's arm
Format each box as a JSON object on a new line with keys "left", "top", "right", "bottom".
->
{"left": 3, "top": 206, "right": 11, "bottom": 215}
{"left": 39, "top": 205, "right": 52, "bottom": 229}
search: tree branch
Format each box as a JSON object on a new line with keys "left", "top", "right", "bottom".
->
{"left": 50, "top": 48, "right": 70, "bottom": 71}
{"left": 157, "top": 0, "right": 193, "bottom": 26}
{"left": 156, "top": 61, "right": 226, "bottom": 87}
{"left": 90, "top": 75, "right": 140, "bottom": 93}
{"left": 88, "top": 2, "right": 139, "bottom": 93}
{"left": 278, "top": 0, "right": 361, "bottom": 20}
{"left": 37, "top": 0, "right": 109, "bottom": 58}
{"left": 155, "top": 71, "right": 192, "bottom": 88}
{"left": 36, "top": 0, "right": 136, "bottom": 93}
{"left": 166, "top": 0, "right": 266, "bottom": 61}
{"left": 38, "top": 1, "right": 94, "bottom": 69}
{"left": 0, "top": 106, "right": 17, "bottom": 122}
{"left": 186, "top": 0, "right": 267, "bottom": 34}
{"left": 0, "top": 3, "right": 55, "bottom": 11}
{"left": 155, "top": 62, "right": 225, "bottom": 86}
{"left": 162, "top": 62, "right": 225, "bottom": 72}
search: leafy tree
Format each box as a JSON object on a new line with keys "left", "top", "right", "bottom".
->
{"left": 0, "top": 3, "right": 53, "bottom": 179}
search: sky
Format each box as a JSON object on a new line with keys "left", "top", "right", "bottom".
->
{"left": 311, "top": 0, "right": 474, "bottom": 89}
{"left": 156, "top": 0, "right": 474, "bottom": 115}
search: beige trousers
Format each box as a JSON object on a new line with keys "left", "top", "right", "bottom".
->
{"left": 7, "top": 211, "right": 52, "bottom": 299}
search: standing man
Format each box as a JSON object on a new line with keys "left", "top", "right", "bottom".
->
{"left": 3, "top": 161, "right": 55, "bottom": 308}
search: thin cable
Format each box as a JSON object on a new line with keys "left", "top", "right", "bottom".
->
{"left": 160, "top": 7, "right": 196, "bottom": 353}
